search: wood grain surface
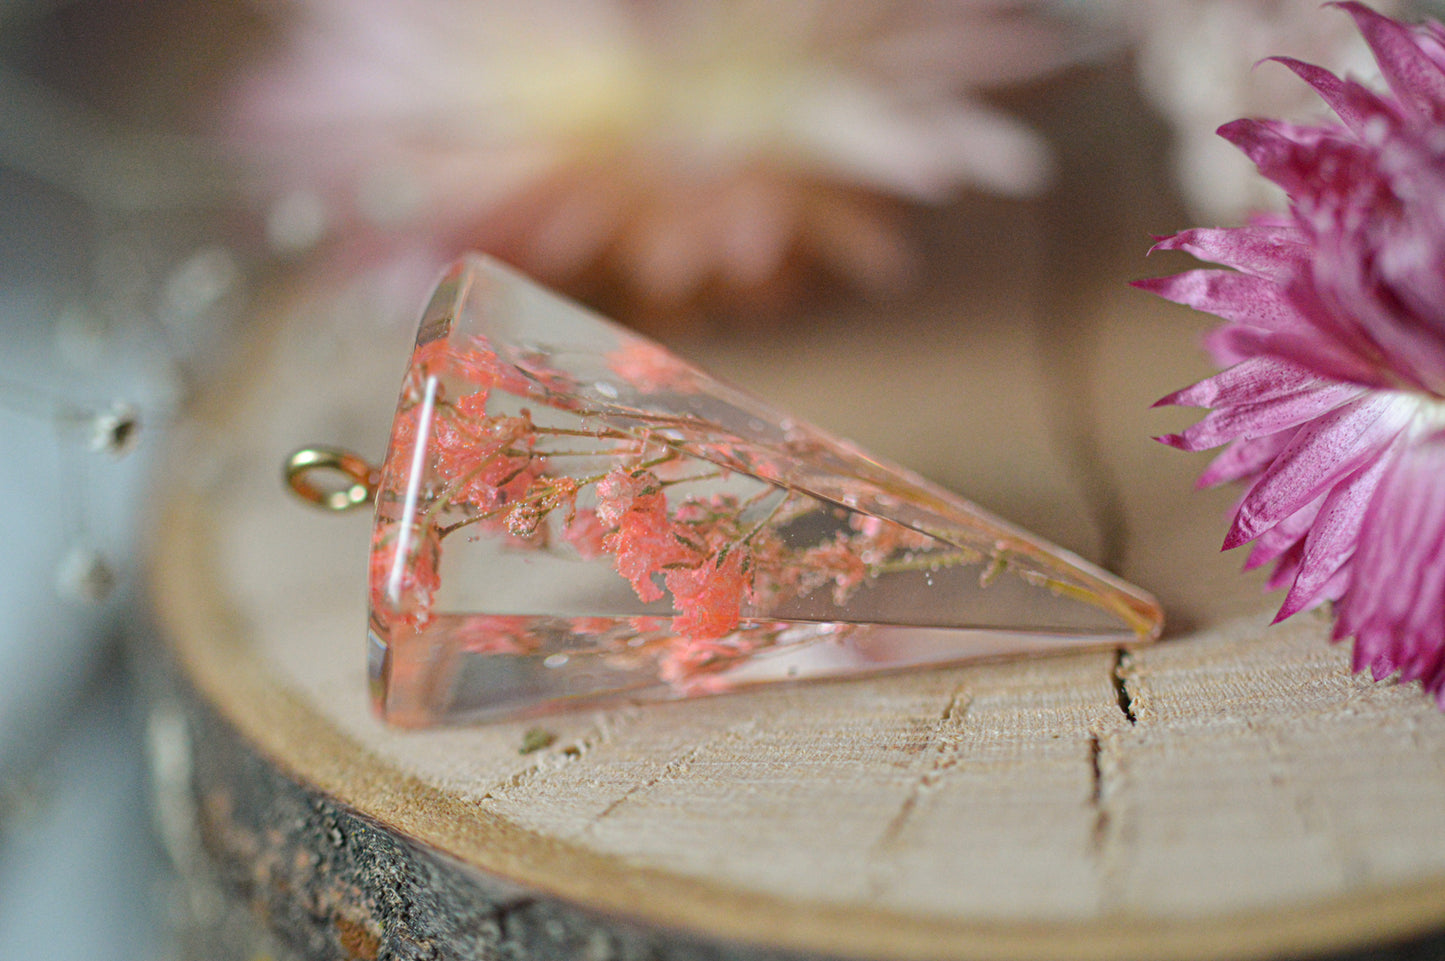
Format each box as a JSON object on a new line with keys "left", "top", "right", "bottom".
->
{"left": 148, "top": 76, "right": 1445, "bottom": 960}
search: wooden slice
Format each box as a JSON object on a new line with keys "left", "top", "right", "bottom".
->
{"left": 148, "top": 268, "right": 1445, "bottom": 960}
{"left": 147, "top": 101, "right": 1445, "bottom": 954}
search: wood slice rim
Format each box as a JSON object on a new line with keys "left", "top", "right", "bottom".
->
{"left": 151, "top": 478, "right": 1445, "bottom": 961}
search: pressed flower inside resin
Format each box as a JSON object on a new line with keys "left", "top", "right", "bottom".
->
{"left": 369, "top": 255, "right": 1162, "bottom": 725}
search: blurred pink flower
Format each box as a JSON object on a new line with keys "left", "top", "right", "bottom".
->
{"left": 230, "top": 0, "right": 1075, "bottom": 307}
{"left": 1141, "top": 3, "right": 1445, "bottom": 705}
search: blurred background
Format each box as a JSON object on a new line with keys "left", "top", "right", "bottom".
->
{"left": 2, "top": 1, "right": 1442, "bottom": 956}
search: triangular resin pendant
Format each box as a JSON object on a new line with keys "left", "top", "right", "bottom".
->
{"left": 369, "top": 254, "right": 1162, "bottom": 725}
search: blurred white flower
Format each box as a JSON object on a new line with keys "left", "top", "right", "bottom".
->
{"left": 231, "top": 0, "right": 1081, "bottom": 308}
{"left": 1112, "top": 0, "right": 1407, "bottom": 220}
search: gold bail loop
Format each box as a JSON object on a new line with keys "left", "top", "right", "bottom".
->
{"left": 284, "top": 446, "right": 379, "bottom": 512}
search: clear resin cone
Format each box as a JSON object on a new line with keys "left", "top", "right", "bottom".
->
{"left": 369, "top": 254, "right": 1162, "bottom": 725}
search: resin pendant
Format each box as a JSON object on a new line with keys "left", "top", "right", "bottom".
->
{"left": 369, "top": 255, "right": 1162, "bottom": 725}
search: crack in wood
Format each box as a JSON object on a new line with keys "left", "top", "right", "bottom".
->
{"left": 1090, "top": 650, "right": 1139, "bottom": 863}
{"left": 873, "top": 686, "right": 971, "bottom": 853}
{"left": 940, "top": 688, "right": 963, "bottom": 723}
{"left": 580, "top": 718, "right": 760, "bottom": 832}
{"left": 1111, "top": 647, "right": 1136, "bottom": 725}
{"left": 1088, "top": 733, "right": 1112, "bottom": 859}
{"left": 585, "top": 743, "right": 705, "bottom": 830}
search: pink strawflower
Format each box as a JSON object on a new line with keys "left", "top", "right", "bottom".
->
{"left": 1141, "top": 3, "right": 1445, "bottom": 705}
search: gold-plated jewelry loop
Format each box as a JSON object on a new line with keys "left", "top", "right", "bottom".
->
{"left": 285, "top": 446, "right": 379, "bottom": 512}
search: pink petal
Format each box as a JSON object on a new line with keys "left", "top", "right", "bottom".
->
{"left": 1304, "top": 235, "right": 1445, "bottom": 392}
{"left": 1267, "top": 57, "right": 1395, "bottom": 134}
{"left": 1401, "top": 633, "right": 1445, "bottom": 684}
{"left": 1156, "top": 356, "right": 1324, "bottom": 409}
{"left": 1151, "top": 226, "right": 1309, "bottom": 281}
{"left": 1223, "top": 393, "right": 1412, "bottom": 549}
{"left": 1246, "top": 495, "right": 1322, "bottom": 571}
{"left": 1134, "top": 270, "right": 1309, "bottom": 332}
{"left": 1335, "top": 434, "right": 1445, "bottom": 664}
{"left": 1198, "top": 432, "right": 1294, "bottom": 488}
{"left": 1264, "top": 537, "right": 1307, "bottom": 591}
{"left": 1216, "top": 118, "right": 1291, "bottom": 169}
{"left": 1424, "top": 652, "right": 1445, "bottom": 703}
{"left": 1274, "top": 452, "right": 1390, "bottom": 620}
{"left": 1203, "top": 322, "right": 1395, "bottom": 388}
{"left": 1314, "top": 565, "right": 1352, "bottom": 613}
{"left": 1335, "top": 2, "right": 1445, "bottom": 123}
{"left": 1217, "top": 118, "right": 1345, "bottom": 195}
{"left": 1160, "top": 381, "right": 1363, "bottom": 452}
{"left": 1355, "top": 632, "right": 1398, "bottom": 678}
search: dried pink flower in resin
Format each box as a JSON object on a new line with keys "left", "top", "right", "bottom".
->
{"left": 370, "top": 255, "right": 1162, "bottom": 725}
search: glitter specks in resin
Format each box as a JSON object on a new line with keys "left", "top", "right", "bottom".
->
{"left": 369, "top": 255, "right": 1162, "bottom": 725}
